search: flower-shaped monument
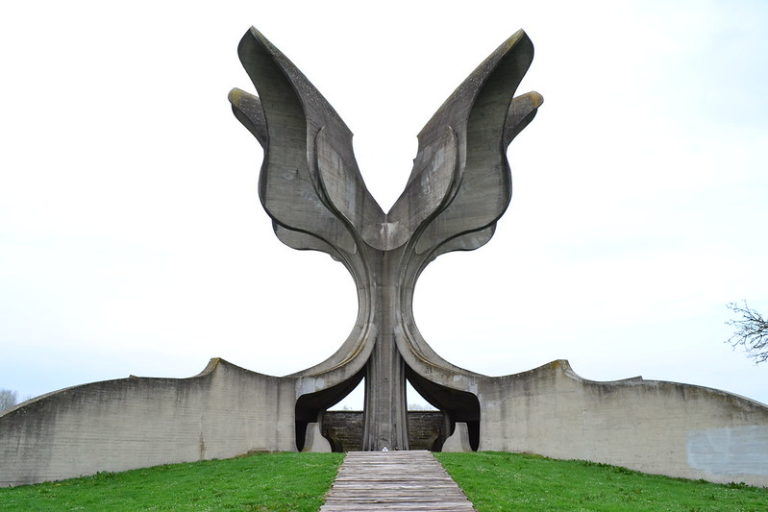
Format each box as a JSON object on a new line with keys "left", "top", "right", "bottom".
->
{"left": 228, "top": 27, "right": 543, "bottom": 451}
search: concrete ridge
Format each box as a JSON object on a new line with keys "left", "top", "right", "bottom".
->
{"left": 479, "top": 358, "right": 768, "bottom": 409}
{"left": 0, "top": 357, "right": 279, "bottom": 419}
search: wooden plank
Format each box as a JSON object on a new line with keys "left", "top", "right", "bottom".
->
{"left": 319, "top": 450, "right": 476, "bottom": 512}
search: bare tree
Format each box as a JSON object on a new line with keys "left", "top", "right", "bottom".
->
{"left": 0, "top": 389, "right": 17, "bottom": 411}
{"left": 726, "top": 301, "right": 768, "bottom": 364}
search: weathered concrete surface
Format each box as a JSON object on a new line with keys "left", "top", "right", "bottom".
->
{"left": 229, "top": 26, "right": 542, "bottom": 451}
{"left": 302, "top": 422, "right": 332, "bottom": 453}
{"left": 442, "top": 423, "right": 472, "bottom": 453}
{"left": 320, "top": 411, "right": 364, "bottom": 452}
{"left": 320, "top": 411, "right": 451, "bottom": 452}
{"left": 0, "top": 359, "right": 296, "bottom": 486}
{"left": 407, "top": 411, "right": 451, "bottom": 451}
{"left": 475, "top": 360, "right": 768, "bottom": 486}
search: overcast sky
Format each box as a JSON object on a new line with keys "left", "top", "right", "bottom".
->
{"left": 1, "top": 1, "right": 766, "bottom": 409}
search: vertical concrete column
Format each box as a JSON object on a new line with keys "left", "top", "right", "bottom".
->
{"left": 363, "top": 249, "right": 409, "bottom": 451}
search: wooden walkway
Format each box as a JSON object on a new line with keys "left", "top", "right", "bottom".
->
{"left": 319, "top": 450, "right": 476, "bottom": 511}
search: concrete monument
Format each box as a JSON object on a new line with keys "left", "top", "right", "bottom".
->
{"left": 1, "top": 27, "right": 767, "bottom": 487}
{"left": 227, "top": 26, "right": 543, "bottom": 452}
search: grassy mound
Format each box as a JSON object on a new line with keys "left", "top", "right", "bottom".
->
{"left": 436, "top": 452, "right": 767, "bottom": 512}
{"left": 0, "top": 452, "right": 343, "bottom": 512}
{"left": 3, "top": 451, "right": 765, "bottom": 511}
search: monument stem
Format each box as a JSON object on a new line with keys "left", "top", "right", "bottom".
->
{"left": 362, "top": 250, "right": 409, "bottom": 451}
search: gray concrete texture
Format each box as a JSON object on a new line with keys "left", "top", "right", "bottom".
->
{"left": 2, "top": 27, "right": 767, "bottom": 487}
{"left": 319, "top": 411, "right": 452, "bottom": 452}
{"left": 476, "top": 360, "right": 768, "bottom": 486}
{"left": 228, "top": 26, "right": 543, "bottom": 453}
{"left": 0, "top": 359, "right": 296, "bottom": 486}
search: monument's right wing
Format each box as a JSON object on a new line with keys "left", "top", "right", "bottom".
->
{"left": 392, "top": 31, "right": 544, "bottom": 385}
{"left": 391, "top": 30, "right": 543, "bottom": 261}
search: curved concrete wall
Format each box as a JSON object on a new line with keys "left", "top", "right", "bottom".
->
{"left": 477, "top": 360, "right": 768, "bottom": 487}
{"left": 0, "top": 359, "right": 296, "bottom": 487}
{"left": 3, "top": 358, "right": 767, "bottom": 487}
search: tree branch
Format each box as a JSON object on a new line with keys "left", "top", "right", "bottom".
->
{"left": 726, "top": 301, "right": 768, "bottom": 364}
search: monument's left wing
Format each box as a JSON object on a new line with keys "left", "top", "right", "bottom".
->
{"left": 228, "top": 27, "right": 386, "bottom": 260}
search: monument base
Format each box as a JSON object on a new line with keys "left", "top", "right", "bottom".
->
{"left": 2, "top": 357, "right": 768, "bottom": 487}
{"left": 319, "top": 411, "right": 451, "bottom": 452}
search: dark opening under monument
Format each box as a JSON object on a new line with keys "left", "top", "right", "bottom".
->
{"left": 1, "top": 27, "right": 767, "bottom": 487}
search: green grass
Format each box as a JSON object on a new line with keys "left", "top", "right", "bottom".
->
{"left": 0, "top": 452, "right": 343, "bottom": 512}
{"left": 3, "top": 451, "right": 766, "bottom": 511}
{"left": 435, "top": 452, "right": 768, "bottom": 512}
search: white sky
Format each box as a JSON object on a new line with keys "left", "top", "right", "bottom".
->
{"left": 1, "top": 1, "right": 766, "bottom": 410}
